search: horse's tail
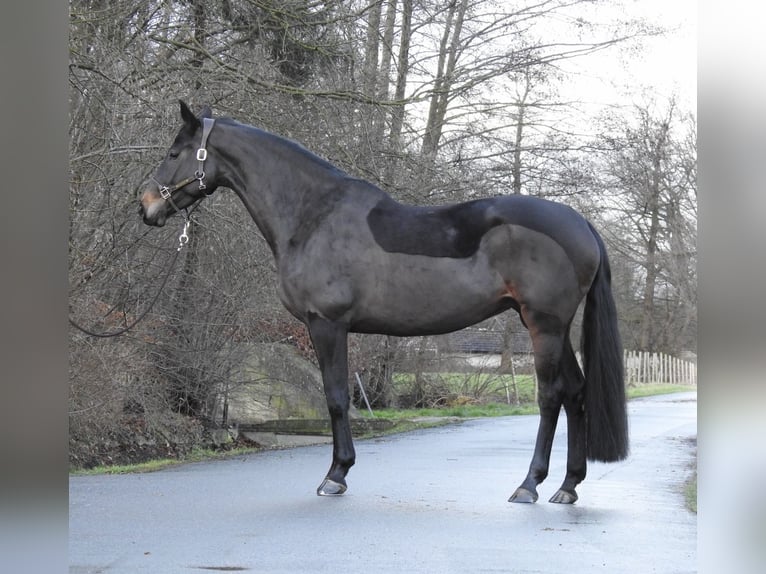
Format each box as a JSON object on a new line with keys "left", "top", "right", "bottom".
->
{"left": 581, "top": 223, "right": 629, "bottom": 462}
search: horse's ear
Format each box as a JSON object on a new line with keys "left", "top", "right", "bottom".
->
{"left": 179, "top": 100, "right": 200, "bottom": 129}
{"left": 200, "top": 105, "right": 212, "bottom": 119}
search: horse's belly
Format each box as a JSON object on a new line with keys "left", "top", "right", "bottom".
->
{"left": 348, "top": 254, "right": 509, "bottom": 336}
{"left": 350, "top": 300, "right": 513, "bottom": 336}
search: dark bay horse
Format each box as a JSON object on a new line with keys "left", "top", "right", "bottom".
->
{"left": 139, "top": 101, "right": 628, "bottom": 503}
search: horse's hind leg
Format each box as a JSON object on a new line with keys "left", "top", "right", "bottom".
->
{"left": 548, "top": 340, "right": 586, "bottom": 504}
{"left": 307, "top": 314, "right": 355, "bottom": 496}
{"left": 509, "top": 310, "right": 566, "bottom": 503}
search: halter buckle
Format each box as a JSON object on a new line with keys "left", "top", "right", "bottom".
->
{"left": 196, "top": 148, "right": 208, "bottom": 161}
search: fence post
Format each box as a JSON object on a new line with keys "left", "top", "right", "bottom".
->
{"left": 623, "top": 351, "right": 698, "bottom": 386}
{"left": 354, "top": 372, "right": 374, "bottom": 417}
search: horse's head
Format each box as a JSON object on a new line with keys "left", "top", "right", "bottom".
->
{"left": 138, "top": 100, "right": 221, "bottom": 227}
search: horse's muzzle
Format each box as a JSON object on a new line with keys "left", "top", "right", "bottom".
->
{"left": 138, "top": 187, "right": 168, "bottom": 227}
{"left": 138, "top": 205, "right": 166, "bottom": 227}
{"left": 140, "top": 208, "right": 167, "bottom": 228}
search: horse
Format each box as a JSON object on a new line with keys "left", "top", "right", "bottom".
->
{"left": 138, "top": 101, "right": 628, "bottom": 504}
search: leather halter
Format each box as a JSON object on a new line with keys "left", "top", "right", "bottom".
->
{"left": 153, "top": 117, "right": 216, "bottom": 215}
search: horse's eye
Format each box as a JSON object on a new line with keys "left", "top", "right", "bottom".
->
{"left": 168, "top": 150, "right": 180, "bottom": 159}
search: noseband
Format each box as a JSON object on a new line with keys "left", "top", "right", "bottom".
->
{"left": 152, "top": 117, "right": 216, "bottom": 215}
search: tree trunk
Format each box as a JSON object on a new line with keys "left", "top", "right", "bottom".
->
{"left": 382, "top": 335, "right": 397, "bottom": 407}
{"left": 165, "top": 0, "right": 209, "bottom": 416}
{"left": 377, "top": 0, "right": 398, "bottom": 101}
{"left": 362, "top": 0, "right": 383, "bottom": 97}
{"left": 511, "top": 71, "right": 532, "bottom": 194}
{"left": 500, "top": 323, "right": 520, "bottom": 404}
{"left": 190, "top": 0, "right": 206, "bottom": 92}
{"left": 386, "top": 0, "right": 412, "bottom": 184}
{"left": 421, "top": 0, "right": 468, "bottom": 159}
{"left": 371, "top": 0, "right": 398, "bottom": 144}
{"left": 638, "top": 120, "right": 670, "bottom": 351}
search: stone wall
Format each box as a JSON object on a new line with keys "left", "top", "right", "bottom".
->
{"left": 216, "top": 343, "right": 352, "bottom": 424}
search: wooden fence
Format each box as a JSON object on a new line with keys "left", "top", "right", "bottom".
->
{"left": 623, "top": 351, "right": 697, "bottom": 386}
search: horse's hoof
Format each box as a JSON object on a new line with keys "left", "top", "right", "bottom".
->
{"left": 317, "top": 478, "right": 347, "bottom": 496}
{"left": 508, "top": 487, "right": 538, "bottom": 503}
{"left": 548, "top": 489, "right": 578, "bottom": 504}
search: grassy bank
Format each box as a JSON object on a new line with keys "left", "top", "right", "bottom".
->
{"left": 363, "top": 383, "right": 696, "bottom": 420}
{"left": 73, "top": 384, "right": 695, "bottom": 475}
{"left": 368, "top": 402, "right": 539, "bottom": 420}
{"left": 684, "top": 470, "right": 698, "bottom": 513}
{"left": 71, "top": 445, "right": 261, "bottom": 476}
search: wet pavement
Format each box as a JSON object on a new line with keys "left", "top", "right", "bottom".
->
{"left": 69, "top": 391, "right": 697, "bottom": 573}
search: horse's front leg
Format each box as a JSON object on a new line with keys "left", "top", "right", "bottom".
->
{"left": 307, "top": 314, "right": 355, "bottom": 496}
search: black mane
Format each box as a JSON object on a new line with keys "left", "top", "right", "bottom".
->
{"left": 218, "top": 118, "right": 349, "bottom": 178}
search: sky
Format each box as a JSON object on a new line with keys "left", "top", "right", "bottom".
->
{"left": 566, "top": 0, "right": 697, "bottom": 115}
{"left": 399, "top": 0, "right": 698, "bottom": 142}
{"left": 632, "top": 0, "right": 696, "bottom": 109}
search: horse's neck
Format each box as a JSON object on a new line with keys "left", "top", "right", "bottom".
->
{"left": 221, "top": 124, "right": 343, "bottom": 258}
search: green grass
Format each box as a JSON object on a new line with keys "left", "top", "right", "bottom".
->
{"left": 680, "top": 436, "right": 698, "bottom": 514}
{"left": 70, "top": 446, "right": 260, "bottom": 476}
{"left": 394, "top": 371, "right": 536, "bottom": 386}
{"left": 364, "top": 381, "right": 696, "bottom": 421}
{"left": 393, "top": 372, "right": 537, "bottom": 402}
{"left": 626, "top": 384, "right": 695, "bottom": 399}
{"left": 684, "top": 470, "right": 697, "bottom": 513}
{"left": 365, "top": 402, "right": 538, "bottom": 420}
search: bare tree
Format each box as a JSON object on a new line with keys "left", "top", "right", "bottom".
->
{"left": 595, "top": 100, "right": 697, "bottom": 354}
{"left": 69, "top": 0, "right": 682, "bottom": 464}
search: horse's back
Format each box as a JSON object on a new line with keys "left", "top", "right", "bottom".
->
{"left": 366, "top": 194, "right": 598, "bottom": 274}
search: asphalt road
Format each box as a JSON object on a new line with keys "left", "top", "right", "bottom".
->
{"left": 69, "top": 392, "right": 697, "bottom": 574}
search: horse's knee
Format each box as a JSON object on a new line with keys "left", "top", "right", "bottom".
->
{"left": 323, "top": 384, "right": 350, "bottom": 415}
{"left": 326, "top": 401, "right": 348, "bottom": 419}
